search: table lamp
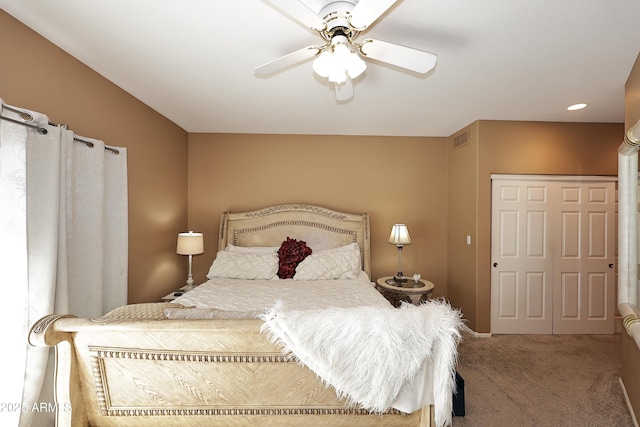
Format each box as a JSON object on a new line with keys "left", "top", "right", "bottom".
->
{"left": 388, "top": 224, "right": 411, "bottom": 283}
{"left": 177, "top": 231, "right": 204, "bottom": 290}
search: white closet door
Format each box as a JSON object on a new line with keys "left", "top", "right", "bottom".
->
{"left": 491, "top": 179, "right": 554, "bottom": 334}
{"left": 552, "top": 182, "right": 615, "bottom": 334}
{"left": 491, "top": 176, "right": 615, "bottom": 334}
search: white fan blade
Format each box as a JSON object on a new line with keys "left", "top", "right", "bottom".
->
{"left": 360, "top": 39, "right": 437, "bottom": 74}
{"left": 265, "top": 0, "right": 325, "bottom": 30}
{"left": 255, "top": 46, "right": 320, "bottom": 76}
{"left": 350, "top": 0, "right": 398, "bottom": 30}
{"left": 335, "top": 77, "right": 353, "bottom": 101}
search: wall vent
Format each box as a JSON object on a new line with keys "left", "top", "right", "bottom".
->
{"left": 454, "top": 132, "right": 469, "bottom": 148}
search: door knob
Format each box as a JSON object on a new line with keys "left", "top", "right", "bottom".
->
{"left": 493, "top": 262, "right": 498, "bottom": 267}
{"left": 609, "top": 263, "right": 614, "bottom": 268}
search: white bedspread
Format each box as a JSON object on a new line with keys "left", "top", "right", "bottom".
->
{"left": 170, "top": 271, "right": 389, "bottom": 313}
{"left": 168, "top": 272, "right": 461, "bottom": 425}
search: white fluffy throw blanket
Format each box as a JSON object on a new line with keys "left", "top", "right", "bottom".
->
{"left": 260, "top": 299, "right": 463, "bottom": 427}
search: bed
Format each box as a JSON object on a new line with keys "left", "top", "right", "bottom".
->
{"left": 29, "top": 204, "right": 462, "bottom": 427}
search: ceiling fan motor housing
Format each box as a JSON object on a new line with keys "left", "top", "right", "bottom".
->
{"left": 310, "top": 0, "right": 357, "bottom": 30}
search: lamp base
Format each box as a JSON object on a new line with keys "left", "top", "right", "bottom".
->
{"left": 393, "top": 274, "right": 407, "bottom": 283}
{"left": 184, "top": 275, "right": 195, "bottom": 291}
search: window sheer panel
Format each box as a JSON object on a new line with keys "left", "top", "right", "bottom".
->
{"left": 0, "top": 113, "right": 30, "bottom": 427}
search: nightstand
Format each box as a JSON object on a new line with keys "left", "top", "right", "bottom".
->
{"left": 376, "top": 276, "right": 435, "bottom": 306}
{"left": 161, "top": 286, "right": 189, "bottom": 302}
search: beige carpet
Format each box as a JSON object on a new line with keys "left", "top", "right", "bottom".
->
{"left": 451, "top": 333, "right": 634, "bottom": 427}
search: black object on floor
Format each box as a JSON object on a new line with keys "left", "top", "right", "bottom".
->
{"left": 453, "top": 371, "right": 465, "bottom": 416}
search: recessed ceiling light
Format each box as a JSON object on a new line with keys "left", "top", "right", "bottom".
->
{"left": 567, "top": 103, "right": 588, "bottom": 111}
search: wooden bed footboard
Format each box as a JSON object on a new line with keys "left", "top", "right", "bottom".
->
{"left": 29, "top": 314, "right": 433, "bottom": 427}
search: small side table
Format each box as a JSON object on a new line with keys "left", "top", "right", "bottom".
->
{"left": 161, "top": 285, "right": 189, "bottom": 302}
{"left": 376, "top": 276, "right": 435, "bottom": 306}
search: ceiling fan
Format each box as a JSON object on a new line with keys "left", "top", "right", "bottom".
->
{"left": 255, "top": 0, "right": 437, "bottom": 101}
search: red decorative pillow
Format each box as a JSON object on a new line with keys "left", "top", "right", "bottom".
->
{"left": 277, "top": 237, "right": 312, "bottom": 279}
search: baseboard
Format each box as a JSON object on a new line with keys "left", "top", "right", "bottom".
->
{"left": 461, "top": 324, "right": 491, "bottom": 338}
{"left": 462, "top": 318, "right": 623, "bottom": 335}
{"left": 620, "top": 377, "right": 639, "bottom": 427}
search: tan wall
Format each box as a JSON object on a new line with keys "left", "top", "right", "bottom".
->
{"left": 470, "top": 120, "right": 622, "bottom": 332}
{"left": 623, "top": 332, "right": 640, "bottom": 420}
{"left": 622, "top": 52, "right": 640, "bottom": 422}
{"left": 447, "top": 123, "right": 479, "bottom": 328}
{"left": 0, "top": 11, "right": 189, "bottom": 304}
{"left": 187, "top": 133, "right": 449, "bottom": 295}
{"left": 447, "top": 120, "right": 623, "bottom": 331}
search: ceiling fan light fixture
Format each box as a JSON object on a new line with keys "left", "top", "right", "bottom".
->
{"left": 312, "top": 41, "right": 366, "bottom": 84}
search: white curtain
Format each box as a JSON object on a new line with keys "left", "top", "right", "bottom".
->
{"left": 0, "top": 100, "right": 128, "bottom": 427}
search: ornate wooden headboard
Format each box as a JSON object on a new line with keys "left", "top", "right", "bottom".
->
{"left": 218, "top": 204, "right": 371, "bottom": 277}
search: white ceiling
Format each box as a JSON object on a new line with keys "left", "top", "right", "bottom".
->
{"left": 2, "top": 0, "right": 639, "bottom": 137}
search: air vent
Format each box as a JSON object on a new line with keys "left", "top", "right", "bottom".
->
{"left": 454, "top": 132, "right": 469, "bottom": 148}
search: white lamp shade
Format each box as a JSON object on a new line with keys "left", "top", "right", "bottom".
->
{"left": 346, "top": 52, "right": 366, "bottom": 79}
{"left": 388, "top": 224, "right": 411, "bottom": 245}
{"left": 177, "top": 231, "right": 204, "bottom": 255}
{"left": 312, "top": 50, "right": 332, "bottom": 77}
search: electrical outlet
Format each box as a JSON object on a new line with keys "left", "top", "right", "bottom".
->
{"left": 466, "top": 235, "right": 472, "bottom": 245}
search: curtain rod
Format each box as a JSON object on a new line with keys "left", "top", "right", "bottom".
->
{"left": 73, "top": 136, "right": 120, "bottom": 155}
{"left": 0, "top": 106, "right": 120, "bottom": 155}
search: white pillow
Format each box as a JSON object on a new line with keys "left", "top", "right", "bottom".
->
{"left": 206, "top": 251, "right": 279, "bottom": 280}
{"left": 224, "top": 244, "right": 279, "bottom": 253}
{"left": 329, "top": 242, "right": 359, "bottom": 252}
{"left": 293, "top": 247, "right": 361, "bottom": 280}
